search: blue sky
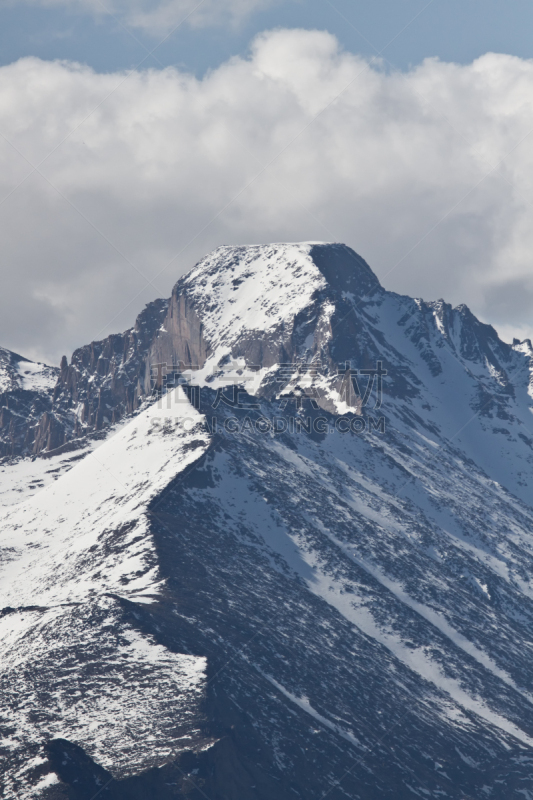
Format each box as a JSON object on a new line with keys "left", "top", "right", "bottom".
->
{"left": 2, "top": 0, "right": 533, "bottom": 363}
{"left": 4, "top": 0, "right": 533, "bottom": 76}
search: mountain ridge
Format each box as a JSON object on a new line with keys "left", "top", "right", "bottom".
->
{"left": 3, "top": 243, "right": 533, "bottom": 798}
{"left": 3, "top": 241, "right": 531, "bottom": 456}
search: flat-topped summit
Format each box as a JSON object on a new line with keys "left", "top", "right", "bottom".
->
{"left": 148, "top": 242, "right": 383, "bottom": 377}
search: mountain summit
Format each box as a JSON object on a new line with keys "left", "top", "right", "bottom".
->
{"left": 2, "top": 243, "right": 533, "bottom": 799}
{"left": 150, "top": 242, "right": 381, "bottom": 369}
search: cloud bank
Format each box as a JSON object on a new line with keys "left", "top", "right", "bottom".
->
{"left": 1, "top": 28, "right": 533, "bottom": 363}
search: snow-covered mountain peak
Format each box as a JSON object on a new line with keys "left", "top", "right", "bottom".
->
{"left": 148, "top": 242, "right": 383, "bottom": 390}
{"left": 0, "top": 346, "right": 58, "bottom": 394}
{"left": 179, "top": 243, "right": 381, "bottom": 340}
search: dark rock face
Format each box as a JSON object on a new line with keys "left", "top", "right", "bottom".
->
{"left": 147, "top": 294, "right": 209, "bottom": 386}
{"left": 0, "top": 300, "right": 169, "bottom": 458}
{"left": 310, "top": 241, "right": 382, "bottom": 297}
{"left": 53, "top": 298, "right": 170, "bottom": 436}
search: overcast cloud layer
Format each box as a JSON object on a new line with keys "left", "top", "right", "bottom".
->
{"left": 2, "top": 28, "right": 533, "bottom": 364}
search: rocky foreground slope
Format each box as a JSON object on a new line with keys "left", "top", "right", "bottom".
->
{"left": 2, "top": 243, "right": 533, "bottom": 799}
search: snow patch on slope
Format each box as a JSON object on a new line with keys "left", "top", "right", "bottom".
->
{"left": 0, "top": 428, "right": 130, "bottom": 509}
{"left": 16, "top": 361, "right": 58, "bottom": 392}
{"left": 183, "top": 243, "right": 328, "bottom": 352}
{"left": 261, "top": 672, "right": 364, "bottom": 750}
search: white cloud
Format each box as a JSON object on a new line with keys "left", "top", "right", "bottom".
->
{"left": 8, "top": 0, "right": 281, "bottom": 33}
{"left": 1, "top": 28, "right": 533, "bottom": 363}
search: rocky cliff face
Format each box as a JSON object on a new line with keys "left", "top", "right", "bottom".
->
{"left": 0, "top": 347, "right": 59, "bottom": 457}
{"left": 3, "top": 243, "right": 533, "bottom": 799}
{"left": 0, "top": 299, "right": 169, "bottom": 458}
